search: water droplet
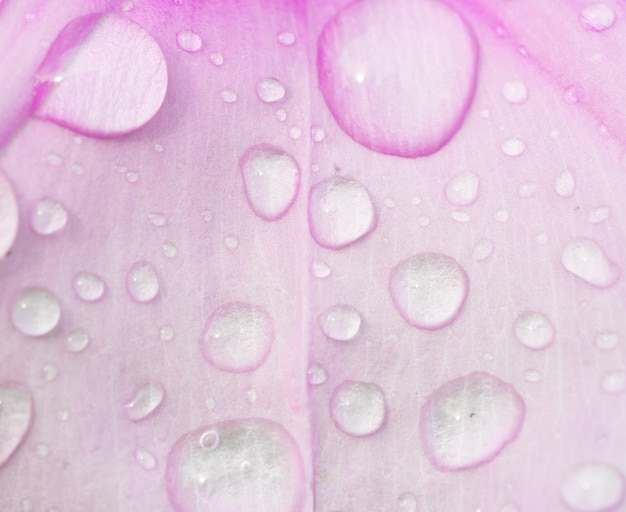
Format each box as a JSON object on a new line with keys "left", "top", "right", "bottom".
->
{"left": 166, "top": 419, "right": 304, "bottom": 512}
{"left": 309, "top": 176, "right": 376, "bottom": 249}
{"left": 0, "top": 172, "right": 18, "bottom": 257}
{"left": 255, "top": 77, "right": 285, "bottom": 103}
{"left": 311, "top": 126, "right": 326, "bottom": 142}
{"left": 160, "top": 325, "right": 174, "bottom": 341}
{"left": 519, "top": 182, "right": 537, "bottom": 198}
{"left": 239, "top": 144, "right": 300, "bottom": 221}
{"left": 224, "top": 235, "right": 239, "bottom": 249}
{"left": 22, "top": 500, "right": 33, "bottom": 512}
{"left": 123, "top": 382, "right": 165, "bottom": 422}
{"left": 34, "top": 13, "right": 168, "bottom": 136}
{"left": 563, "top": 85, "right": 582, "bottom": 105}
{"left": 42, "top": 363, "right": 58, "bottom": 381}
{"left": 389, "top": 253, "right": 468, "bottom": 330}
{"left": 501, "top": 138, "right": 526, "bottom": 157}
{"left": 398, "top": 492, "right": 418, "bottom": 512}
{"left": 71, "top": 163, "right": 85, "bottom": 175}
{"left": 514, "top": 311, "right": 555, "bottom": 350}
{"left": 163, "top": 242, "right": 178, "bottom": 258}
{"left": 595, "top": 331, "right": 619, "bottom": 350}
{"left": 209, "top": 52, "right": 223, "bottom": 66}
{"left": 176, "top": 30, "right": 202, "bottom": 53}
{"left": 317, "top": 0, "right": 477, "bottom": 157}
{"left": 384, "top": 198, "right": 397, "bottom": 208}
{"left": 246, "top": 388, "right": 257, "bottom": 403}
{"left": 502, "top": 80, "right": 528, "bottom": 104}
{"left": 330, "top": 380, "right": 386, "bottom": 437}
{"left": 288, "top": 126, "right": 301, "bottom": 139}
{"left": 126, "top": 171, "right": 139, "bottom": 183}
{"left": 494, "top": 208, "right": 510, "bottom": 222}
{"left": 561, "top": 238, "right": 620, "bottom": 288}
{"left": 47, "top": 153, "right": 62, "bottom": 166}
{"left": 148, "top": 212, "right": 166, "bottom": 226}
{"left": 588, "top": 206, "right": 610, "bottom": 224}
{"left": 199, "top": 430, "right": 219, "bottom": 451}
{"left": 601, "top": 371, "right": 626, "bottom": 394}
{"left": 135, "top": 448, "right": 157, "bottom": 471}
{"left": 221, "top": 89, "right": 237, "bottom": 103}
{"left": 311, "top": 259, "right": 331, "bottom": 278}
{"left": 73, "top": 272, "right": 105, "bottom": 302}
{"left": 556, "top": 170, "right": 576, "bottom": 197}
{"left": 58, "top": 409, "right": 69, "bottom": 421}
{"left": 205, "top": 397, "right": 216, "bottom": 410}
{"left": 31, "top": 198, "right": 68, "bottom": 235}
{"left": 126, "top": 261, "right": 159, "bottom": 303}
{"left": 277, "top": 31, "right": 295, "bottom": 46}
{"left": 524, "top": 369, "right": 542, "bottom": 382}
{"left": 417, "top": 215, "right": 431, "bottom": 227}
{"left": 35, "top": 443, "right": 50, "bottom": 458}
{"left": 201, "top": 210, "right": 213, "bottom": 222}
{"left": 479, "top": 109, "right": 490, "bottom": 118}
{"left": 12, "top": 287, "right": 61, "bottom": 336}
{"left": 579, "top": 3, "right": 616, "bottom": 32}
{"left": 0, "top": 383, "right": 33, "bottom": 469}
{"left": 535, "top": 232, "right": 548, "bottom": 245}
{"left": 411, "top": 195, "right": 422, "bottom": 205}
{"left": 319, "top": 304, "right": 362, "bottom": 341}
{"left": 450, "top": 210, "right": 471, "bottom": 223}
{"left": 420, "top": 372, "right": 525, "bottom": 471}
{"left": 307, "top": 363, "right": 328, "bottom": 386}
{"left": 275, "top": 109, "right": 287, "bottom": 121}
{"left": 445, "top": 171, "right": 479, "bottom": 206}
{"left": 561, "top": 463, "right": 624, "bottom": 511}
{"left": 200, "top": 302, "right": 274, "bottom": 373}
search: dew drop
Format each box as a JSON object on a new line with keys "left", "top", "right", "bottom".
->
{"left": 311, "top": 126, "right": 326, "bottom": 142}
{"left": 35, "top": 443, "right": 50, "bottom": 458}
{"left": 501, "top": 138, "right": 526, "bottom": 157}
{"left": 126, "top": 261, "right": 159, "bottom": 303}
{"left": 317, "top": 0, "right": 477, "bottom": 157}
{"left": 561, "top": 463, "right": 624, "bottom": 511}
{"left": 31, "top": 198, "right": 68, "bottom": 235}
{"left": 126, "top": 171, "right": 139, "bottom": 183}
{"left": 163, "top": 242, "right": 178, "bottom": 258}
{"left": 389, "top": 253, "right": 468, "bottom": 330}
{"left": 135, "top": 448, "right": 157, "bottom": 471}
{"left": 524, "top": 369, "right": 542, "bottom": 382}
{"left": 445, "top": 171, "right": 479, "bottom": 206}
{"left": 330, "top": 380, "right": 386, "bottom": 437}
{"left": 246, "top": 389, "right": 257, "bottom": 403}
{"left": 0, "top": 172, "right": 18, "bottom": 257}
{"left": 148, "top": 212, "right": 166, "bottom": 227}
{"left": 123, "top": 382, "right": 165, "bottom": 422}
{"left": 42, "top": 364, "right": 58, "bottom": 381}
{"left": 398, "top": 492, "right": 418, "bottom": 512}
{"left": 275, "top": 109, "right": 287, "bottom": 121}
{"left": 514, "top": 311, "right": 555, "bottom": 350}
{"left": 309, "top": 176, "right": 376, "bottom": 249}
{"left": 502, "top": 80, "right": 528, "bottom": 104}
{"left": 519, "top": 182, "right": 537, "bottom": 198}
{"left": 277, "top": 31, "right": 296, "bottom": 46}
{"left": 288, "top": 126, "right": 302, "bottom": 139}
{"left": 451, "top": 210, "right": 471, "bottom": 223}
{"left": 200, "top": 302, "right": 274, "bottom": 373}
{"left": 417, "top": 215, "right": 431, "bottom": 227}
{"left": 58, "top": 409, "right": 69, "bottom": 421}
{"left": 561, "top": 237, "right": 620, "bottom": 288}
{"left": 0, "top": 383, "right": 33, "bottom": 469}
{"left": 46, "top": 153, "right": 62, "bottom": 166}
{"left": 420, "top": 372, "right": 525, "bottom": 471}
{"left": 160, "top": 325, "right": 174, "bottom": 341}
{"left": 311, "top": 259, "right": 331, "bottom": 278}
{"left": 240, "top": 144, "right": 300, "bottom": 221}
{"left": 255, "top": 77, "right": 285, "bottom": 103}
{"left": 12, "top": 287, "right": 61, "bottom": 336}
{"left": 556, "top": 170, "right": 576, "bottom": 197}
{"left": 224, "top": 235, "right": 239, "bottom": 249}
{"left": 165, "top": 419, "right": 304, "bottom": 512}
{"left": 579, "top": 3, "right": 616, "bottom": 32}
{"left": 308, "top": 363, "right": 328, "bottom": 386}
{"left": 494, "top": 208, "right": 510, "bottom": 222}
{"left": 318, "top": 304, "right": 362, "bottom": 341}
{"left": 563, "top": 85, "right": 582, "bottom": 105}
{"left": 588, "top": 206, "right": 610, "bottom": 224}
{"left": 66, "top": 328, "right": 89, "bottom": 352}
{"left": 209, "top": 52, "right": 223, "bottom": 66}
{"left": 595, "top": 331, "right": 619, "bottom": 351}
{"left": 601, "top": 371, "right": 626, "bottom": 394}
{"left": 73, "top": 272, "right": 105, "bottom": 302}
{"left": 176, "top": 30, "right": 202, "bottom": 53}
{"left": 221, "top": 89, "right": 237, "bottom": 103}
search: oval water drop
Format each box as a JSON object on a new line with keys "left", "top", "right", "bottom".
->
{"left": 501, "top": 138, "right": 526, "bottom": 157}
{"left": 502, "top": 81, "right": 528, "bottom": 104}
{"left": 123, "top": 382, "right": 165, "bottom": 422}
{"left": 73, "top": 272, "right": 105, "bottom": 302}
{"left": 0, "top": 172, "right": 18, "bottom": 257}
{"left": 31, "top": 198, "right": 68, "bottom": 235}
{"left": 239, "top": 144, "right": 300, "bottom": 221}
{"left": 318, "top": 304, "right": 362, "bottom": 341}
{"left": 420, "top": 372, "right": 525, "bottom": 471}
{"left": 513, "top": 311, "right": 555, "bottom": 350}
{"left": 561, "top": 463, "right": 624, "bottom": 511}
{"left": 66, "top": 328, "right": 89, "bottom": 352}
{"left": 135, "top": 448, "right": 157, "bottom": 471}
{"left": 277, "top": 31, "right": 296, "bottom": 47}
{"left": 0, "top": 383, "right": 33, "bottom": 469}
{"left": 556, "top": 170, "right": 576, "bottom": 197}
{"left": 445, "top": 171, "right": 479, "bottom": 206}
{"left": 579, "top": 3, "right": 616, "bottom": 32}
{"left": 601, "top": 371, "right": 626, "bottom": 394}
{"left": 330, "top": 380, "right": 386, "bottom": 437}
{"left": 176, "top": 30, "right": 202, "bottom": 53}
{"left": 12, "top": 287, "right": 61, "bottom": 336}
{"left": 255, "top": 77, "right": 286, "bottom": 103}
{"left": 561, "top": 238, "right": 620, "bottom": 288}
{"left": 126, "top": 261, "right": 159, "bottom": 303}
{"left": 308, "top": 363, "right": 328, "bottom": 386}
{"left": 317, "top": 0, "right": 477, "bottom": 157}
{"left": 389, "top": 253, "right": 468, "bottom": 330}
{"left": 595, "top": 331, "right": 619, "bottom": 351}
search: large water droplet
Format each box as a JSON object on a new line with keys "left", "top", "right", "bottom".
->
{"left": 12, "top": 287, "right": 61, "bottom": 336}
{"left": 30, "top": 198, "right": 68, "bottom": 235}
{"left": 165, "top": 419, "right": 304, "bottom": 512}
{"left": 176, "top": 30, "right": 202, "bottom": 53}
{"left": 330, "top": 380, "right": 386, "bottom": 437}
{"left": 239, "top": 145, "right": 300, "bottom": 221}
{"left": 126, "top": 261, "right": 159, "bottom": 303}
{"left": 513, "top": 311, "right": 555, "bottom": 350}
{"left": 34, "top": 13, "right": 168, "bottom": 137}
{"left": 579, "top": 3, "right": 616, "bottom": 32}
{"left": 308, "top": 176, "right": 376, "bottom": 249}
{"left": 420, "top": 372, "right": 525, "bottom": 471}
{"left": 561, "top": 238, "right": 620, "bottom": 288}
{"left": 317, "top": 0, "right": 477, "bottom": 157}
{"left": 318, "top": 304, "right": 362, "bottom": 341}
{"left": 73, "top": 272, "right": 105, "bottom": 302}
{"left": 444, "top": 171, "right": 479, "bottom": 206}
{"left": 0, "top": 172, "right": 18, "bottom": 257}
{"left": 200, "top": 302, "right": 274, "bottom": 373}
{"left": 255, "top": 78, "right": 286, "bottom": 103}
{"left": 0, "top": 383, "right": 33, "bottom": 470}
{"left": 561, "top": 463, "right": 624, "bottom": 511}
{"left": 389, "top": 253, "right": 469, "bottom": 330}
{"left": 123, "top": 382, "right": 165, "bottom": 422}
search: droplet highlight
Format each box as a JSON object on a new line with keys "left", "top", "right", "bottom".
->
{"left": 330, "top": 380, "right": 386, "bottom": 437}
{"left": 0, "top": 172, "right": 18, "bottom": 257}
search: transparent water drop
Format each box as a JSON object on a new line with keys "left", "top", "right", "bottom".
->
{"left": 42, "top": 363, "right": 58, "bottom": 381}
{"left": 384, "top": 198, "right": 397, "bottom": 209}
{"left": 563, "top": 84, "right": 582, "bottom": 105}
{"left": 601, "top": 371, "right": 626, "bottom": 394}
{"left": 556, "top": 170, "right": 576, "bottom": 197}
{"left": 588, "top": 206, "right": 610, "bottom": 224}
{"left": 561, "top": 238, "right": 620, "bottom": 288}
{"left": 126, "top": 261, "right": 159, "bottom": 303}
{"left": 58, "top": 409, "right": 69, "bottom": 421}
{"left": 165, "top": 419, "right": 304, "bottom": 512}
{"left": 47, "top": 153, "right": 62, "bottom": 166}
{"left": 411, "top": 195, "right": 422, "bottom": 205}
{"left": 397, "top": 492, "right": 418, "bottom": 512}
{"left": 200, "top": 302, "right": 274, "bottom": 373}
{"left": 126, "top": 171, "right": 139, "bottom": 183}
{"left": 199, "top": 430, "right": 219, "bottom": 451}
{"left": 12, "top": 287, "right": 61, "bottom": 336}
{"left": 275, "top": 109, "right": 287, "bottom": 121}
{"left": 420, "top": 372, "right": 525, "bottom": 471}
{"left": 35, "top": 443, "right": 50, "bottom": 458}
{"left": 160, "top": 325, "right": 174, "bottom": 341}
{"left": 417, "top": 215, "right": 431, "bottom": 227}
{"left": 0, "top": 172, "right": 18, "bottom": 257}
{"left": 205, "top": 397, "right": 216, "bottom": 410}
{"left": 390, "top": 252, "right": 469, "bottom": 330}
{"left": 317, "top": 0, "right": 477, "bottom": 157}
{"left": 135, "top": 448, "right": 157, "bottom": 471}
{"left": 519, "top": 182, "right": 537, "bottom": 198}
{"left": 209, "top": 52, "right": 223, "bottom": 66}
{"left": 31, "top": 198, "right": 68, "bottom": 235}
{"left": 561, "top": 463, "right": 624, "bottom": 511}
{"left": 221, "top": 89, "right": 237, "bottom": 103}
{"left": 445, "top": 171, "right": 479, "bottom": 207}
{"left": 319, "top": 304, "right": 362, "bottom": 341}
{"left": 255, "top": 77, "right": 285, "bottom": 103}
{"left": 451, "top": 210, "right": 471, "bottom": 223}
{"left": 330, "top": 380, "right": 386, "bottom": 437}
{"left": 309, "top": 176, "right": 376, "bottom": 249}
{"left": 224, "top": 235, "right": 239, "bottom": 249}
{"left": 524, "top": 369, "right": 542, "bottom": 382}
{"left": 288, "top": 126, "right": 301, "bottom": 139}
{"left": 163, "top": 242, "right": 177, "bottom": 258}
{"left": 277, "top": 31, "right": 296, "bottom": 46}
{"left": 311, "top": 259, "right": 331, "bottom": 278}
{"left": 0, "top": 383, "right": 33, "bottom": 469}
{"left": 123, "top": 382, "right": 165, "bottom": 422}
{"left": 514, "top": 311, "right": 555, "bottom": 350}
{"left": 502, "top": 80, "right": 528, "bottom": 104}
{"left": 246, "top": 389, "right": 257, "bottom": 403}
{"left": 494, "top": 209, "right": 510, "bottom": 222}
{"left": 73, "top": 272, "right": 105, "bottom": 302}
{"left": 307, "top": 363, "right": 328, "bottom": 386}
{"left": 579, "top": 3, "right": 616, "bottom": 32}
{"left": 501, "top": 138, "right": 526, "bottom": 157}
{"left": 311, "top": 126, "right": 326, "bottom": 142}
{"left": 535, "top": 232, "right": 548, "bottom": 244}
{"left": 239, "top": 144, "right": 300, "bottom": 221}
{"left": 595, "top": 331, "right": 619, "bottom": 350}
{"left": 176, "top": 30, "right": 202, "bottom": 53}
{"left": 201, "top": 209, "right": 213, "bottom": 222}
{"left": 148, "top": 212, "right": 166, "bottom": 227}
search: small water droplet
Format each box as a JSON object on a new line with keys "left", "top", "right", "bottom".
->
{"left": 502, "top": 81, "right": 528, "bottom": 104}
{"left": 246, "top": 388, "right": 257, "bottom": 403}
{"left": 307, "top": 363, "right": 328, "bottom": 386}
{"left": 309, "top": 176, "right": 376, "bottom": 249}
{"left": 411, "top": 195, "right": 422, "bottom": 206}
{"left": 160, "top": 325, "right": 174, "bottom": 341}
{"left": 209, "top": 52, "right": 223, "bottom": 66}
{"left": 47, "top": 153, "right": 62, "bottom": 166}
{"left": 277, "top": 31, "right": 296, "bottom": 46}
{"left": 123, "top": 382, "right": 165, "bottom": 422}
{"left": 42, "top": 363, "right": 58, "bottom": 381}
{"left": 73, "top": 272, "right": 105, "bottom": 302}
{"left": 221, "top": 89, "right": 237, "bottom": 103}
{"left": 311, "top": 259, "right": 331, "bottom": 278}
{"left": 126, "top": 171, "right": 139, "bottom": 183}
{"left": 519, "top": 182, "right": 537, "bottom": 198}
{"left": 524, "top": 369, "right": 542, "bottom": 382}
{"left": 311, "top": 126, "right": 326, "bottom": 142}
{"left": 201, "top": 209, "right": 213, "bottom": 222}
{"left": 561, "top": 237, "right": 620, "bottom": 288}
{"left": 224, "top": 235, "right": 239, "bottom": 249}
{"left": 31, "top": 198, "right": 68, "bottom": 235}
{"left": 12, "top": 287, "right": 61, "bottom": 336}
{"left": 417, "top": 215, "right": 431, "bottom": 227}
{"left": 256, "top": 77, "right": 285, "bottom": 103}
{"left": 420, "top": 372, "right": 525, "bottom": 471}
{"left": 556, "top": 170, "right": 576, "bottom": 197}
{"left": 135, "top": 448, "right": 157, "bottom": 471}
{"left": 121, "top": 0, "right": 134, "bottom": 11}
{"left": 0, "top": 383, "right": 33, "bottom": 469}
{"left": 162, "top": 242, "right": 178, "bottom": 258}
{"left": 319, "top": 304, "right": 362, "bottom": 341}
{"left": 330, "top": 380, "right": 386, "bottom": 437}
{"left": 148, "top": 212, "right": 166, "bottom": 226}
{"left": 58, "top": 409, "right": 69, "bottom": 421}
{"left": 595, "top": 331, "right": 619, "bottom": 350}
{"left": 561, "top": 463, "right": 624, "bottom": 512}
{"left": 275, "top": 109, "right": 287, "bottom": 121}
{"left": 445, "top": 171, "right": 479, "bottom": 206}
{"left": 383, "top": 198, "right": 396, "bottom": 209}
{"left": 588, "top": 206, "right": 610, "bottom": 224}
{"left": 199, "top": 430, "right": 219, "bottom": 451}
{"left": 22, "top": 500, "right": 33, "bottom": 512}
{"left": 451, "top": 210, "right": 471, "bottom": 223}
{"left": 35, "top": 443, "right": 50, "bottom": 458}
{"left": 479, "top": 109, "right": 490, "bottom": 118}
{"left": 288, "top": 126, "right": 302, "bottom": 139}
{"left": 71, "top": 163, "right": 85, "bottom": 175}
{"left": 126, "top": 261, "right": 159, "bottom": 303}
{"left": 390, "top": 253, "right": 469, "bottom": 330}
{"left": 563, "top": 85, "right": 582, "bottom": 105}
{"left": 200, "top": 302, "right": 274, "bottom": 373}
{"left": 535, "top": 232, "right": 548, "bottom": 245}
{"left": 398, "top": 492, "right": 418, "bottom": 512}
{"left": 601, "top": 371, "right": 626, "bottom": 394}
{"left": 205, "top": 397, "right": 216, "bottom": 410}
{"left": 176, "top": 30, "right": 202, "bottom": 53}
{"left": 501, "top": 138, "right": 526, "bottom": 157}
{"left": 514, "top": 311, "right": 555, "bottom": 350}
{"left": 579, "top": 3, "right": 616, "bottom": 32}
